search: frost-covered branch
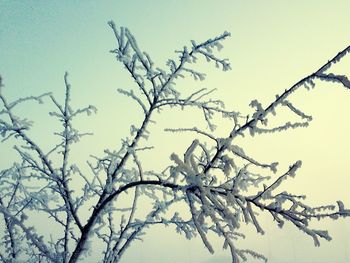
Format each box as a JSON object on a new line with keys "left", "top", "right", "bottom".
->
{"left": 1, "top": 22, "right": 350, "bottom": 263}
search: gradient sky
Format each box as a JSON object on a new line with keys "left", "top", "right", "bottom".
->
{"left": 1, "top": 1, "right": 350, "bottom": 262}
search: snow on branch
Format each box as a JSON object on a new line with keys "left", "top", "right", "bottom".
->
{"left": 1, "top": 22, "right": 350, "bottom": 263}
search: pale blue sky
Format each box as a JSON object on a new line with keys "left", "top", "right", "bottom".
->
{"left": 1, "top": 1, "right": 350, "bottom": 262}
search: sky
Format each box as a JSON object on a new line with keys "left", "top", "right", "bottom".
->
{"left": 1, "top": 1, "right": 350, "bottom": 262}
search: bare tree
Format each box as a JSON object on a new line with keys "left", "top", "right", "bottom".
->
{"left": 1, "top": 21, "right": 350, "bottom": 263}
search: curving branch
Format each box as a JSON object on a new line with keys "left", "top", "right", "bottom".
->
{"left": 1, "top": 21, "right": 350, "bottom": 263}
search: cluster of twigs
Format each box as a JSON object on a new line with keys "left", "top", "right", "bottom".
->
{"left": 1, "top": 21, "right": 350, "bottom": 263}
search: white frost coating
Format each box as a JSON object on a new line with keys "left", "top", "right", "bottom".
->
{"left": 1, "top": 21, "right": 350, "bottom": 263}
